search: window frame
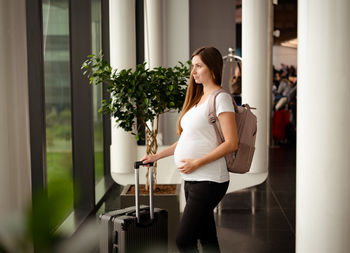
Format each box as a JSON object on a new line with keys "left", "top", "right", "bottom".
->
{"left": 26, "top": 0, "right": 113, "bottom": 234}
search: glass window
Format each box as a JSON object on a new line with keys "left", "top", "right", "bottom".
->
{"left": 91, "top": 0, "right": 104, "bottom": 184}
{"left": 42, "top": 0, "right": 73, "bottom": 217}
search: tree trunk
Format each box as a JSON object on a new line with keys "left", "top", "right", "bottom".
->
{"left": 145, "top": 116, "right": 159, "bottom": 190}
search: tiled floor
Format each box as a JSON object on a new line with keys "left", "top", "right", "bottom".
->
{"left": 217, "top": 145, "right": 296, "bottom": 253}
{"left": 99, "top": 145, "right": 296, "bottom": 253}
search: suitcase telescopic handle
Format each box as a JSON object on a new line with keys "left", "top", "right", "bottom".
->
{"left": 134, "top": 161, "right": 154, "bottom": 223}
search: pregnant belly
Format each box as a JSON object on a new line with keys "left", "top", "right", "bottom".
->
{"left": 174, "top": 139, "right": 213, "bottom": 167}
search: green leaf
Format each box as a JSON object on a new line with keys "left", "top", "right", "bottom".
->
{"left": 81, "top": 52, "right": 190, "bottom": 136}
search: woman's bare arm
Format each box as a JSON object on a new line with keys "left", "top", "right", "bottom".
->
{"left": 141, "top": 141, "right": 178, "bottom": 163}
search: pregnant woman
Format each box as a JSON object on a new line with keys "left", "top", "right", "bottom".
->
{"left": 142, "top": 46, "right": 238, "bottom": 252}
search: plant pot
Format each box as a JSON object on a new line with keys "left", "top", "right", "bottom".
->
{"left": 120, "top": 184, "right": 181, "bottom": 251}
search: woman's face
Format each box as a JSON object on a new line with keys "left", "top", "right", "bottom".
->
{"left": 191, "top": 55, "right": 213, "bottom": 84}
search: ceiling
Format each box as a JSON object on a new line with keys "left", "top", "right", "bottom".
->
{"left": 273, "top": 0, "right": 297, "bottom": 45}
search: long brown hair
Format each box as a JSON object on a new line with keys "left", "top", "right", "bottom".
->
{"left": 176, "top": 47, "right": 223, "bottom": 135}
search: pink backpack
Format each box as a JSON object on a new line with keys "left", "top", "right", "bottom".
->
{"left": 207, "top": 89, "right": 257, "bottom": 174}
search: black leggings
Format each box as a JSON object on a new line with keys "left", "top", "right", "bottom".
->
{"left": 176, "top": 180, "right": 229, "bottom": 253}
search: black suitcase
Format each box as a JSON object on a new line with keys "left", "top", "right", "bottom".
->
{"left": 99, "top": 161, "right": 168, "bottom": 253}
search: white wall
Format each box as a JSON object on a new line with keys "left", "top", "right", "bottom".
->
{"left": 0, "top": 0, "right": 32, "bottom": 215}
{"left": 273, "top": 45, "right": 297, "bottom": 69}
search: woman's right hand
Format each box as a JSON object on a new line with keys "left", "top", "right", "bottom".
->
{"left": 141, "top": 154, "right": 159, "bottom": 165}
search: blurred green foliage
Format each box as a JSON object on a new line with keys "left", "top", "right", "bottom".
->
{"left": 0, "top": 176, "right": 99, "bottom": 253}
{"left": 28, "top": 177, "right": 73, "bottom": 252}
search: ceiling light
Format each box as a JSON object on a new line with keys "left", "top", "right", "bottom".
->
{"left": 281, "top": 38, "right": 298, "bottom": 48}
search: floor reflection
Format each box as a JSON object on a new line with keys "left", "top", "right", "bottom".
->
{"left": 217, "top": 146, "right": 296, "bottom": 253}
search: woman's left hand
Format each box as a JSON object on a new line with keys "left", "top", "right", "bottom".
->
{"left": 178, "top": 159, "right": 200, "bottom": 174}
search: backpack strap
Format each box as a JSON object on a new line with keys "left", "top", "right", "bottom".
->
{"left": 207, "top": 89, "right": 238, "bottom": 123}
{"left": 207, "top": 89, "right": 223, "bottom": 124}
{"left": 207, "top": 88, "right": 238, "bottom": 143}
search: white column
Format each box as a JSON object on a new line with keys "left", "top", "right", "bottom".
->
{"left": 266, "top": 0, "right": 274, "bottom": 147}
{"left": 144, "top": 0, "right": 166, "bottom": 144}
{"left": 0, "top": 0, "right": 32, "bottom": 214}
{"left": 163, "top": 0, "right": 189, "bottom": 68}
{"left": 109, "top": 0, "right": 137, "bottom": 174}
{"left": 242, "top": 0, "right": 269, "bottom": 174}
{"left": 144, "top": 0, "right": 164, "bottom": 68}
{"left": 296, "top": 1, "right": 350, "bottom": 252}
{"left": 162, "top": 0, "right": 190, "bottom": 145}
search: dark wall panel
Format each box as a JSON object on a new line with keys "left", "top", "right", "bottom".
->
{"left": 190, "top": 0, "right": 236, "bottom": 89}
{"left": 26, "top": 0, "right": 47, "bottom": 193}
{"left": 69, "top": 0, "right": 95, "bottom": 216}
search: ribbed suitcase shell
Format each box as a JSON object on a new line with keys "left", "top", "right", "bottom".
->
{"left": 99, "top": 206, "right": 168, "bottom": 253}
{"left": 99, "top": 162, "right": 168, "bottom": 253}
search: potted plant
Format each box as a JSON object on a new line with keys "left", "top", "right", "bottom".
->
{"left": 82, "top": 53, "right": 190, "bottom": 250}
{"left": 82, "top": 53, "right": 190, "bottom": 189}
